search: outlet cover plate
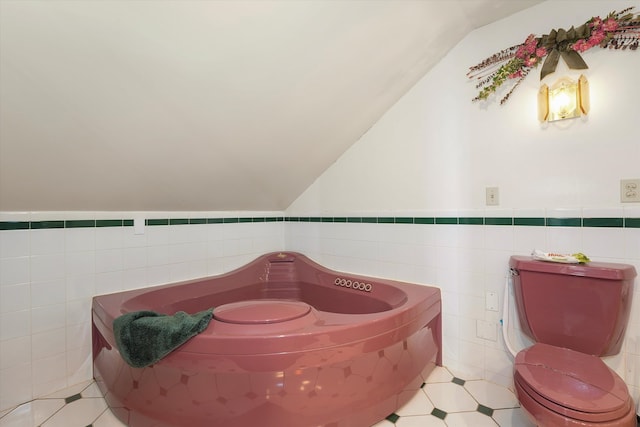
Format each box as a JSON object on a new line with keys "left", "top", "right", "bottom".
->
{"left": 621, "top": 179, "right": 640, "bottom": 203}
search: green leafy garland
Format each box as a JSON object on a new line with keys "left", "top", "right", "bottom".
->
{"left": 468, "top": 7, "right": 640, "bottom": 104}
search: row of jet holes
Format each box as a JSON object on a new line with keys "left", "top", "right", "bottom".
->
{"left": 333, "top": 277, "right": 373, "bottom": 292}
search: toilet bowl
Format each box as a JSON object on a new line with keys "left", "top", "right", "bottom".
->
{"left": 514, "top": 343, "right": 636, "bottom": 426}
{"left": 509, "top": 256, "right": 637, "bottom": 427}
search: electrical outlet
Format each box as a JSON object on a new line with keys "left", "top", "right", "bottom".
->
{"left": 486, "top": 187, "right": 499, "bottom": 206}
{"left": 621, "top": 179, "right": 640, "bottom": 203}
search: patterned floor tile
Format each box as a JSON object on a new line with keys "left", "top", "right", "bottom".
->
{"left": 422, "top": 382, "right": 478, "bottom": 413}
{"left": 464, "top": 379, "right": 519, "bottom": 409}
{"left": 444, "top": 411, "right": 499, "bottom": 426}
{"left": 0, "top": 400, "right": 65, "bottom": 427}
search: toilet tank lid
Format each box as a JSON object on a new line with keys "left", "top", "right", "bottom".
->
{"left": 509, "top": 256, "right": 637, "bottom": 281}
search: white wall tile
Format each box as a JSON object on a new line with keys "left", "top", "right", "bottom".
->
{"left": 0, "top": 256, "right": 29, "bottom": 287}
{"left": 582, "top": 227, "right": 626, "bottom": 260}
{"left": 95, "top": 227, "right": 124, "bottom": 250}
{"left": 30, "top": 254, "right": 65, "bottom": 283}
{"left": 146, "top": 265, "right": 171, "bottom": 287}
{"left": 32, "top": 304, "right": 66, "bottom": 334}
{"left": 169, "top": 242, "right": 207, "bottom": 264}
{"left": 545, "top": 227, "right": 583, "bottom": 253}
{"left": 169, "top": 224, "right": 207, "bottom": 244}
{"left": 65, "top": 251, "right": 95, "bottom": 277}
{"left": 457, "top": 225, "right": 485, "bottom": 250}
{"left": 66, "top": 299, "right": 91, "bottom": 326}
{"left": 625, "top": 229, "right": 640, "bottom": 260}
{"left": 122, "top": 246, "right": 147, "bottom": 270}
{"left": 122, "top": 267, "right": 147, "bottom": 290}
{"left": 513, "top": 226, "right": 545, "bottom": 255}
{"left": 65, "top": 228, "right": 94, "bottom": 252}
{"left": 30, "top": 229, "right": 64, "bottom": 256}
{"left": 95, "top": 249, "right": 123, "bottom": 273}
{"left": 484, "top": 226, "right": 514, "bottom": 251}
{"left": 122, "top": 229, "right": 146, "bottom": 248}
{"left": 94, "top": 271, "right": 123, "bottom": 295}
{"left": 146, "top": 225, "right": 170, "bottom": 246}
{"left": 0, "top": 310, "right": 30, "bottom": 341}
{"left": 66, "top": 275, "right": 95, "bottom": 301}
{"left": 0, "top": 362, "right": 32, "bottom": 409}
{"left": 170, "top": 260, "right": 208, "bottom": 282}
{"left": 32, "top": 353, "right": 66, "bottom": 397}
{"left": 0, "top": 336, "right": 31, "bottom": 370}
{"left": 0, "top": 283, "right": 30, "bottom": 313}
{"left": 0, "top": 230, "right": 29, "bottom": 258}
{"left": 31, "top": 328, "right": 66, "bottom": 360}
{"left": 66, "top": 345, "right": 92, "bottom": 385}
{"left": 146, "top": 245, "right": 169, "bottom": 267}
{"left": 31, "top": 279, "right": 65, "bottom": 308}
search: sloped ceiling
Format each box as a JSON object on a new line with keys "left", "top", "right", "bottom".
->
{"left": 0, "top": 0, "right": 542, "bottom": 211}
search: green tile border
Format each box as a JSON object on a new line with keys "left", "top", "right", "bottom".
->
{"left": 169, "top": 218, "right": 189, "bottom": 225}
{"left": 436, "top": 217, "right": 458, "bottom": 225}
{"left": 1, "top": 215, "right": 638, "bottom": 231}
{"left": 147, "top": 219, "right": 169, "bottom": 226}
{"left": 96, "top": 219, "right": 123, "bottom": 227}
{"left": 459, "top": 217, "right": 483, "bottom": 225}
{"left": 0, "top": 221, "right": 29, "bottom": 230}
{"left": 414, "top": 217, "right": 435, "bottom": 224}
{"left": 546, "top": 217, "right": 582, "bottom": 227}
{"left": 30, "top": 220, "right": 64, "bottom": 229}
{"left": 626, "top": 218, "right": 640, "bottom": 228}
{"left": 514, "top": 217, "right": 545, "bottom": 226}
{"left": 582, "top": 217, "right": 624, "bottom": 228}
{"left": 484, "top": 217, "right": 513, "bottom": 226}
{"left": 66, "top": 220, "right": 96, "bottom": 228}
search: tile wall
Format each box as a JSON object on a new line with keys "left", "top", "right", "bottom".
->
{"left": 2, "top": 207, "right": 640, "bottom": 413}
{"left": 284, "top": 206, "right": 640, "bottom": 408}
{"left": 0, "top": 212, "right": 285, "bottom": 411}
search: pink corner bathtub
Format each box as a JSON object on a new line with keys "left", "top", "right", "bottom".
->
{"left": 92, "top": 252, "right": 442, "bottom": 427}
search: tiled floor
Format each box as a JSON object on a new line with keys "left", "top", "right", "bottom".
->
{"left": 0, "top": 366, "right": 535, "bottom": 427}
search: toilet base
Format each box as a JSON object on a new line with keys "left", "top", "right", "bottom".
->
{"left": 515, "top": 379, "right": 638, "bottom": 427}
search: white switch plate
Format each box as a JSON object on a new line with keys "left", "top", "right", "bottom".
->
{"left": 621, "top": 179, "right": 640, "bottom": 203}
{"left": 486, "top": 187, "right": 499, "bottom": 206}
{"left": 486, "top": 292, "right": 499, "bottom": 312}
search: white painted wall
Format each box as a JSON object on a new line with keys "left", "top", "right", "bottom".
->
{"left": 289, "top": 0, "right": 640, "bottom": 213}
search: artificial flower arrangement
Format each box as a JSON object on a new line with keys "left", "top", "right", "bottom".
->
{"left": 468, "top": 7, "right": 640, "bottom": 104}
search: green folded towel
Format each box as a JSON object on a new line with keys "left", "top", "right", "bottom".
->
{"left": 113, "top": 308, "right": 214, "bottom": 368}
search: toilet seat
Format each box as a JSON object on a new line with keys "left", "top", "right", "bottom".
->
{"left": 514, "top": 343, "right": 632, "bottom": 423}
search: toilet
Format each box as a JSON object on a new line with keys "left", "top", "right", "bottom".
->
{"left": 509, "top": 256, "right": 638, "bottom": 427}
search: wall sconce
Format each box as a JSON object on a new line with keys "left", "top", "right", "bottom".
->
{"left": 538, "top": 74, "right": 590, "bottom": 122}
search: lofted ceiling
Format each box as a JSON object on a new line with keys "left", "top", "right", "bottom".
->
{"left": 0, "top": 0, "right": 542, "bottom": 212}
